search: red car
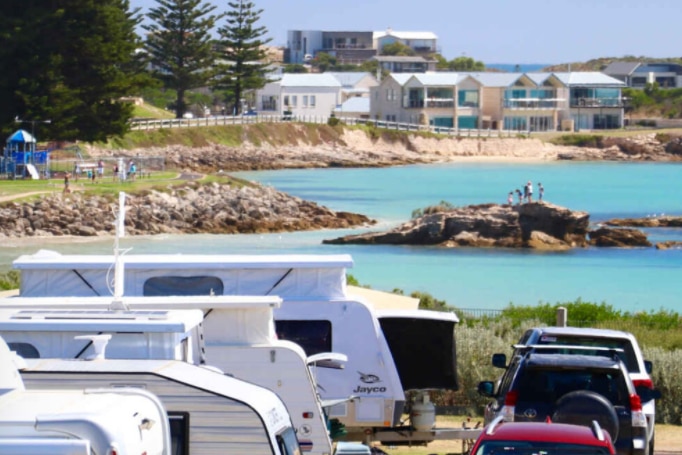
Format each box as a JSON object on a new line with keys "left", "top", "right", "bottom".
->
{"left": 470, "top": 418, "right": 616, "bottom": 455}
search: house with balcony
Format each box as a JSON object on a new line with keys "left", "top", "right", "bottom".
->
{"left": 603, "top": 61, "right": 682, "bottom": 89}
{"left": 370, "top": 72, "right": 482, "bottom": 128}
{"left": 256, "top": 73, "right": 342, "bottom": 117}
{"left": 286, "top": 30, "right": 376, "bottom": 64}
{"left": 285, "top": 28, "right": 438, "bottom": 65}
{"left": 369, "top": 71, "right": 625, "bottom": 131}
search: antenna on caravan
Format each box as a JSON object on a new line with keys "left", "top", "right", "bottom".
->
{"left": 110, "top": 192, "right": 129, "bottom": 311}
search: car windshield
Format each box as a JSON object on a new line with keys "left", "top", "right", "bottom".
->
{"left": 535, "top": 335, "right": 639, "bottom": 373}
{"left": 517, "top": 369, "right": 628, "bottom": 406}
{"left": 475, "top": 441, "right": 612, "bottom": 455}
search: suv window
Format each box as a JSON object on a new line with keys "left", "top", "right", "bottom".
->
{"left": 516, "top": 368, "right": 628, "bottom": 406}
{"left": 476, "top": 442, "right": 613, "bottom": 455}
{"left": 533, "top": 334, "right": 639, "bottom": 373}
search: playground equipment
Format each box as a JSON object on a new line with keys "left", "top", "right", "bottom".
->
{"left": 2, "top": 129, "right": 51, "bottom": 179}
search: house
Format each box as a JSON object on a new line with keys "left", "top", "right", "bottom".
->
{"left": 333, "top": 97, "right": 371, "bottom": 119}
{"left": 373, "top": 29, "right": 438, "bottom": 55}
{"left": 603, "top": 61, "right": 682, "bottom": 88}
{"left": 372, "top": 55, "right": 438, "bottom": 73}
{"left": 370, "top": 71, "right": 626, "bottom": 131}
{"left": 327, "top": 72, "right": 378, "bottom": 102}
{"left": 286, "top": 30, "right": 375, "bottom": 64}
{"left": 256, "top": 73, "right": 342, "bottom": 117}
{"left": 285, "top": 29, "right": 438, "bottom": 65}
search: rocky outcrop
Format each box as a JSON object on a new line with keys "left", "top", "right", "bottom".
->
{"left": 0, "top": 182, "right": 374, "bottom": 238}
{"left": 604, "top": 215, "right": 682, "bottom": 228}
{"left": 588, "top": 227, "right": 652, "bottom": 247}
{"left": 323, "top": 202, "right": 590, "bottom": 250}
{"left": 656, "top": 241, "right": 682, "bottom": 250}
{"left": 557, "top": 134, "right": 682, "bottom": 162}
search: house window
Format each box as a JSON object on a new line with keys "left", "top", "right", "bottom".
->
{"left": 291, "top": 95, "right": 298, "bottom": 107}
{"left": 283, "top": 95, "right": 290, "bottom": 108}
{"left": 276, "top": 320, "right": 332, "bottom": 356}
{"left": 310, "top": 95, "right": 316, "bottom": 106}
{"left": 457, "top": 90, "right": 479, "bottom": 107}
{"left": 385, "top": 114, "right": 396, "bottom": 122}
{"left": 303, "top": 95, "right": 309, "bottom": 107}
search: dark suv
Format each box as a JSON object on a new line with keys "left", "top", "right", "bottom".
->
{"left": 478, "top": 350, "right": 657, "bottom": 455}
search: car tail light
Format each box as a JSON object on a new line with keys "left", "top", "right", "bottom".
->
{"left": 629, "top": 393, "right": 647, "bottom": 428}
{"left": 501, "top": 391, "right": 517, "bottom": 421}
{"left": 633, "top": 378, "right": 654, "bottom": 389}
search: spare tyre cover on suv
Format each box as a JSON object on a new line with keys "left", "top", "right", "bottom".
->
{"left": 552, "top": 390, "right": 620, "bottom": 442}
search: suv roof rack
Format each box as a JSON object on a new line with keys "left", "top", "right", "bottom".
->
{"left": 514, "top": 344, "right": 624, "bottom": 354}
{"left": 590, "top": 419, "right": 605, "bottom": 441}
{"left": 485, "top": 416, "right": 505, "bottom": 435}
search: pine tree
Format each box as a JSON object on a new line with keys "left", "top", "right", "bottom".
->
{"left": 0, "top": 0, "right": 147, "bottom": 142}
{"left": 215, "top": 0, "right": 271, "bottom": 115}
{"left": 143, "top": 0, "right": 222, "bottom": 118}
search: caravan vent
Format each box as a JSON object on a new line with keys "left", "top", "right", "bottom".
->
{"left": 11, "top": 310, "right": 170, "bottom": 320}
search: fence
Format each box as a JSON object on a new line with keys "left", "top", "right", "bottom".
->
{"left": 129, "top": 115, "right": 531, "bottom": 139}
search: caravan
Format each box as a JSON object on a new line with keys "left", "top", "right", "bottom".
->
{"left": 0, "top": 295, "right": 333, "bottom": 455}
{"left": 13, "top": 251, "right": 475, "bottom": 444}
{"left": 0, "top": 335, "right": 170, "bottom": 455}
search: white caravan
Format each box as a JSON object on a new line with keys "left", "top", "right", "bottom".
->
{"left": 0, "top": 335, "right": 170, "bottom": 455}
{"left": 0, "top": 295, "right": 334, "bottom": 455}
{"left": 13, "top": 251, "right": 476, "bottom": 443}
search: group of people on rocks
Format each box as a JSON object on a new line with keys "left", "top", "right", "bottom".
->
{"left": 508, "top": 181, "right": 544, "bottom": 206}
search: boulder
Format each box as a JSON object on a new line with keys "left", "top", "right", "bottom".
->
{"left": 655, "top": 241, "right": 682, "bottom": 250}
{"left": 588, "top": 227, "right": 652, "bottom": 247}
{"left": 324, "top": 202, "right": 590, "bottom": 249}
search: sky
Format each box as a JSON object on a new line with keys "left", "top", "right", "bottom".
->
{"left": 130, "top": 0, "right": 681, "bottom": 64}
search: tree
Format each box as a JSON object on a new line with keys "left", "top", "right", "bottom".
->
{"left": 214, "top": 0, "right": 272, "bottom": 115}
{"left": 0, "top": 0, "right": 148, "bottom": 142}
{"left": 143, "top": 0, "right": 222, "bottom": 118}
{"left": 448, "top": 56, "right": 485, "bottom": 71}
{"left": 381, "top": 42, "right": 415, "bottom": 56}
{"left": 311, "top": 52, "right": 337, "bottom": 72}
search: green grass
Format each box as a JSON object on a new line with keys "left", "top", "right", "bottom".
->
{"left": 132, "top": 102, "right": 175, "bottom": 120}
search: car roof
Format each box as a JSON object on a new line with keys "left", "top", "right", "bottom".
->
{"left": 525, "top": 353, "right": 622, "bottom": 370}
{"left": 530, "top": 326, "right": 634, "bottom": 340}
{"left": 481, "top": 421, "right": 613, "bottom": 447}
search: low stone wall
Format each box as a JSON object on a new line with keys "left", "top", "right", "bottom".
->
{"left": 0, "top": 181, "right": 373, "bottom": 238}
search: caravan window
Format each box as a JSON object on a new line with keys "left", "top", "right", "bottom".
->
{"left": 143, "top": 276, "right": 224, "bottom": 296}
{"left": 277, "top": 427, "right": 302, "bottom": 455}
{"left": 168, "top": 412, "right": 190, "bottom": 455}
{"left": 275, "top": 320, "right": 332, "bottom": 356}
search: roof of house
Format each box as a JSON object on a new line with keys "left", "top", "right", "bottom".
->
{"left": 411, "top": 72, "right": 469, "bottom": 86}
{"left": 334, "top": 97, "right": 370, "bottom": 113}
{"left": 603, "top": 61, "right": 642, "bottom": 76}
{"left": 468, "top": 72, "right": 527, "bottom": 87}
{"left": 373, "top": 30, "right": 438, "bottom": 40}
{"left": 552, "top": 72, "right": 626, "bottom": 86}
{"left": 280, "top": 73, "right": 342, "bottom": 87}
{"left": 327, "top": 72, "right": 375, "bottom": 88}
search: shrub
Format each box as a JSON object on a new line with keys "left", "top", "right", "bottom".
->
{"left": 0, "top": 271, "right": 19, "bottom": 290}
{"left": 550, "top": 134, "right": 605, "bottom": 148}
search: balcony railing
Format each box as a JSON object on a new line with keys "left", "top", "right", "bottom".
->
{"left": 426, "top": 99, "right": 455, "bottom": 108}
{"left": 504, "top": 99, "right": 560, "bottom": 109}
{"left": 570, "top": 97, "right": 623, "bottom": 108}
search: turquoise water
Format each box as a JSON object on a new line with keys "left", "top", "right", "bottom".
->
{"left": 1, "top": 162, "right": 681, "bottom": 312}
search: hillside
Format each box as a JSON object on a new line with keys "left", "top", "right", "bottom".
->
{"left": 543, "top": 56, "right": 682, "bottom": 72}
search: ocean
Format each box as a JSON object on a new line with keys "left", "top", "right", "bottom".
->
{"left": 1, "top": 161, "right": 681, "bottom": 313}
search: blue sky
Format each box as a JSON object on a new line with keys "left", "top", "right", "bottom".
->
{"left": 130, "top": 0, "right": 680, "bottom": 64}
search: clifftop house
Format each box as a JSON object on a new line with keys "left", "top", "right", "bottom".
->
{"left": 603, "top": 61, "right": 682, "bottom": 89}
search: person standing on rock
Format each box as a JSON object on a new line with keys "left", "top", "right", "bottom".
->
{"left": 538, "top": 182, "right": 544, "bottom": 201}
{"left": 526, "top": 181, "right": 533, "bottom": 203}
{"left": 63, "top": 172, "right": 71, "bottom": 194}
{"left": 507, "top": 191, "right": 513, "bottom": 206}
{"left": 516, "top": 189, "right": 523, "bottom": 205}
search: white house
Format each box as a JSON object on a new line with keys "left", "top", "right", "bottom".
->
{"left": 256, "top": 73, "right": 342, "bottom": 117}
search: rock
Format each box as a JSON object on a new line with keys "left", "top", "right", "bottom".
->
{"left": 324, "top": 202, "right": 589, "bottom": 249}
{"left": 0, "top": 182, "right": 374, "bottom": 238}
{"left": 605, "top": 215, "right": 682, "bottom": 228}
{"left": 655, "top": 241, "right": 682, "bottom": 250}
{"left": 588, "top": 227, "right": 652, "bottom": 247}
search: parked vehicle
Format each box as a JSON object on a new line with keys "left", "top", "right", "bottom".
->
{"left": 0, "top": 335, "right": 170, "bottom": 455}
{"left": 495, "top": 327, "right": 656, "bottom": 454}
{"left": 13, "top": 250, "right": 474, "bottom": 445}
{"left": 470, "top": 418, "right": 616, "bottom": 455}
{"left": 478, "top": 349, "right": 659, "bottom": 455}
